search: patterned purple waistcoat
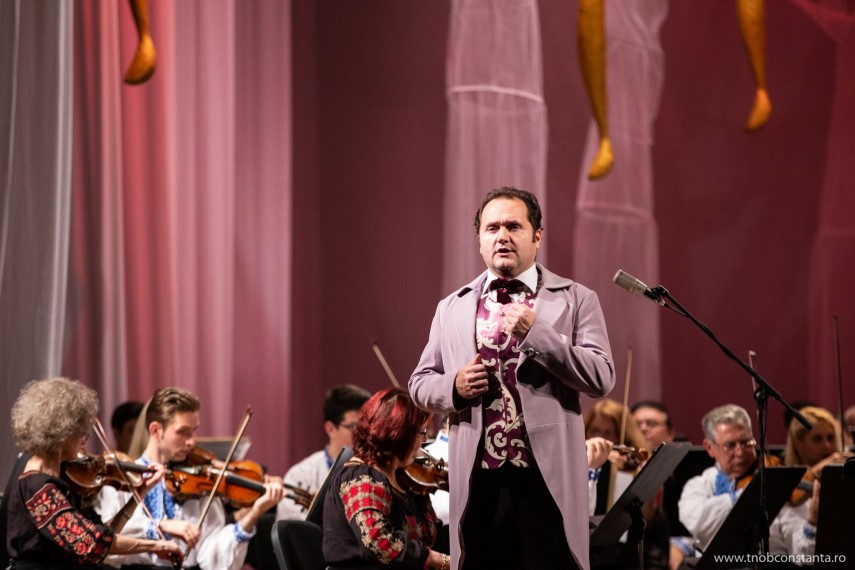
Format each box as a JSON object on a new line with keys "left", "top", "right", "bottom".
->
{"left": 475, "top": 276, "right": 540, "bottom": 468}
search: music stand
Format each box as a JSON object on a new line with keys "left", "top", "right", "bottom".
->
{"left": 692, "top": 466, "right": 805, "bottom": 570}
{"left": 591, "top": 442, "right": 692, "bottom": 548}
{"left": 814, "top": 461, "right": 855, "bottom": 567}
{"left": 194, "top": 436, "right": 251, "bottom": 461}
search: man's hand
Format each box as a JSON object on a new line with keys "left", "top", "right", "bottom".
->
{"left": 139, "top": 463, "right": 167, "bottom": 496}
{"left": 159, "top": 519, "right": 201, "bottom": 549}
{"left": 454, "top": 354, "right": 488, "bottom": 400}
{"left": 586, "top": 437, "right": 613, "bottom": 469}
{"left": 238, "top": 482, "right": 286, "bottom": 533}
{"left": 500, "top": 303, "right": 536, "bottom": 340}
{"left": 252, "top": 481, "right": 285, "bottom": 515}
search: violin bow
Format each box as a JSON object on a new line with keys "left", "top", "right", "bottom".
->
{"left": 748, "top": 350, "right": 758, "bottom": 392}
{"left": 833, "top": 315, "right": 845, "bottom": 453}
{"left": 187, "top": 406, "right": 253, "bottom": 558}
{"left": 371, "top": 341, "right": 401, "bottom": 387}
{"left": 619, "top": 345, "right": 633, "bottom": 446}
{"left": 92, "top": 418, "right": 182, "bottom": 569}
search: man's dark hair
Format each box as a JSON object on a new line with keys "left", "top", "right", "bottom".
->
{"left": 146, "top": 387, "right": 201, "bottom": 427}
{"left": 111, "top": 400, "right": 144, "bottom": 431}
{"left": 323, "top": 384, "right": 372, "bottom": 425}
{"left": 630, "top": 400, "right": 673, "bottom": 431}
{"left": 473, "top": 186, "right": 543, "bottom": 236}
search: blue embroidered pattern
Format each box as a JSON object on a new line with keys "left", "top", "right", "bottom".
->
{"left": 140, "top": 456, "right": 177, "bottom": 540}
{"left": 713, "top": 469, "right": 737, "bottom": 503}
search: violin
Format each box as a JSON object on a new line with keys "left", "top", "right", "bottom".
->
{"left": 398, "top": 450, "right": 449, "bottom": 496}
{"left": 788, "top": 451, "right": 851, "bottom": 506}
{"left": 61, "top": 452, "right": 155, "bottom": 496}
{"left": 734, "top": 454, "right": 782, "bottom": 490}
{"left": 167, "top": 447, "right": 313, "bottom": 509}
{"left": 787, "top": 469, "right": 817, "bottom": 507}
{"left": 611, "top": 444, "right": 649, "bottom": 470}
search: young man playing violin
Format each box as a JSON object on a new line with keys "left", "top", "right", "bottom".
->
{"left": 93, "top": 387, "right": 283, "bottom": 570}
{"left": 275, "top": 383, "right": 371, "bottom": 521}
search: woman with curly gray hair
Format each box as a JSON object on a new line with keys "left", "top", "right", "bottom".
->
{"left": 7, "top": 377, "right": 182, "bottom": 569}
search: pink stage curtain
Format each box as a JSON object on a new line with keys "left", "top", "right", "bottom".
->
{"left": 796, "top": 0, "right": 855, "bottom": 405}
{"left": 0, "top": 0, "right": 74, "bottom": 482}
{"left": 574, "top": 1, "right": 668, "bottom": 403}
{"left": 443, "top": 0, "right": 548, "bottom": 291}
{"left": 64, "top": 0, "right": 292, "bottom": 476}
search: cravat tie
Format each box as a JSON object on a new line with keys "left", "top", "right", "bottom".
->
{"left": 490, "top": 278, "right": 523, "bottom": 304}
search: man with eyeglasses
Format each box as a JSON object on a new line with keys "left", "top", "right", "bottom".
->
{"left": 275, "top": 384, "right": 371, "bottom": 521}
{"left": 677, "top": 404, "right": 758, "bottom": 552}
{"left": 631, "top": 400, "right": 676, "bottom": 451}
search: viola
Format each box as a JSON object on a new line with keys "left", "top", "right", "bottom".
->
{"left": 398, "top": 450, "right": 449, "bottom": 496}
{"left": 61, "top": 452, "right": 155, "bottom": 496}
{"left": 167, "top": 447, "right": 313, "bottom": 509}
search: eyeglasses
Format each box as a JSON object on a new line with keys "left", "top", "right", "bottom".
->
{"left": 713, "top": 438, "right": 756, "bottom": 453}
{"left": 338, "top": 422, "right": 358, "bottom": 431}
{"left": 636, "top": 419, "right": 663, "bottom": 428}
{"left": 417, "top": 428, "right": 428, "bottom": 439}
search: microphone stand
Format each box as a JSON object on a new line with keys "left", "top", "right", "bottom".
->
{"left": 646, "top": 285, "right": 812, "bottom": 561}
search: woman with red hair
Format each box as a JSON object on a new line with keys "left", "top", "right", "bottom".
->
{"left": 323, "top": 387, "right": 450, "bottom": 569}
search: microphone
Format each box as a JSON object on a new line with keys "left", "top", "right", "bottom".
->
{"left": 613, "top": 270, "right": 664, "bottom": 305}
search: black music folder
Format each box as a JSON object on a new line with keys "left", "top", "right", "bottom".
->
{"left": 590, "top": 441, "right": 691, "bottom": 547}
{"left": 692, "top": 466, "right": 806, "bottom": 570}
{"left": 814, "top": 460, "right": 855, "bottom": 567}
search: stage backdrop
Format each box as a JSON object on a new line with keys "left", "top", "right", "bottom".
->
{"left": 2, "top": 0, "right": 853, "bottom": 486}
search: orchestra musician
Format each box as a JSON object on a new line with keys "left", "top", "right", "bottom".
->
{"left": 424, "top": 414, "right": 451, "bottom": 525}
{"left": 678, "top": 404, "right": 759, "bottom": 549}
{"left": 584, "top": 398, "right": 647, "bottom": 512}
{"left": 409, "top": 187, "right": 615, "bottom": 569}
{"left": 111, "top": 401, "right": 144, "bottom": 454}
{"left": 7, "top": 378, "right": 182, "bottom": 569}
{"left": 631, "top": 400, "right": 676, "bottom": 451}
{"left": 769, "top": 405, "right": 851, "bottom": 561}
{"left": 585, "top": 398, "right": 670, "bottom": 569}
{"left": 585, "top": 437, "right": 613, "bottom": 517}
{"left": 322, "top": 387, "right": 449, "bottom": 570}
{"left": 844, "top": 405, "right": 855, "bottom": 447}
{"left": 93, "top": 387, "right": 284, "bottom": 569}
{"left": 275, "top": 384, "right": 371, "bottom": 521}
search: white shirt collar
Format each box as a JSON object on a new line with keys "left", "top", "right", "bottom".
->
{"left": 483, "top": 264, "right": 538, "bottom": 294}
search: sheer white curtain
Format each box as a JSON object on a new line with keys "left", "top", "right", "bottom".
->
{"left": 1, "top": 0, "right": 293, "bottom": 480}
{"left": 443, "top": 0, "right": 548, "bottom": 291}
{"left": 0, "top": 0, "right": 74, "bottom": 482}
{"left": 573, "top": 1, "right": 668, "bottom": 402}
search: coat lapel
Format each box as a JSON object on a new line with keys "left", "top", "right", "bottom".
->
{"left": 449, "top": 272, "right": 485, "bottom": 358}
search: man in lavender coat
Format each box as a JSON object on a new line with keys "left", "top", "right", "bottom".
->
{"left": 409, "top": 187, "right": 615, "bottom": 569}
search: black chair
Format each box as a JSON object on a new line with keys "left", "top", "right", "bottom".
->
{"left": 304, "top": 446, "right": 352, "bottom": 528}
{"left": 271, "top": 519, "right": 325, "bottom": 570}
{"left": 244, "top": 509, "right": 278, "bottom": 569}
